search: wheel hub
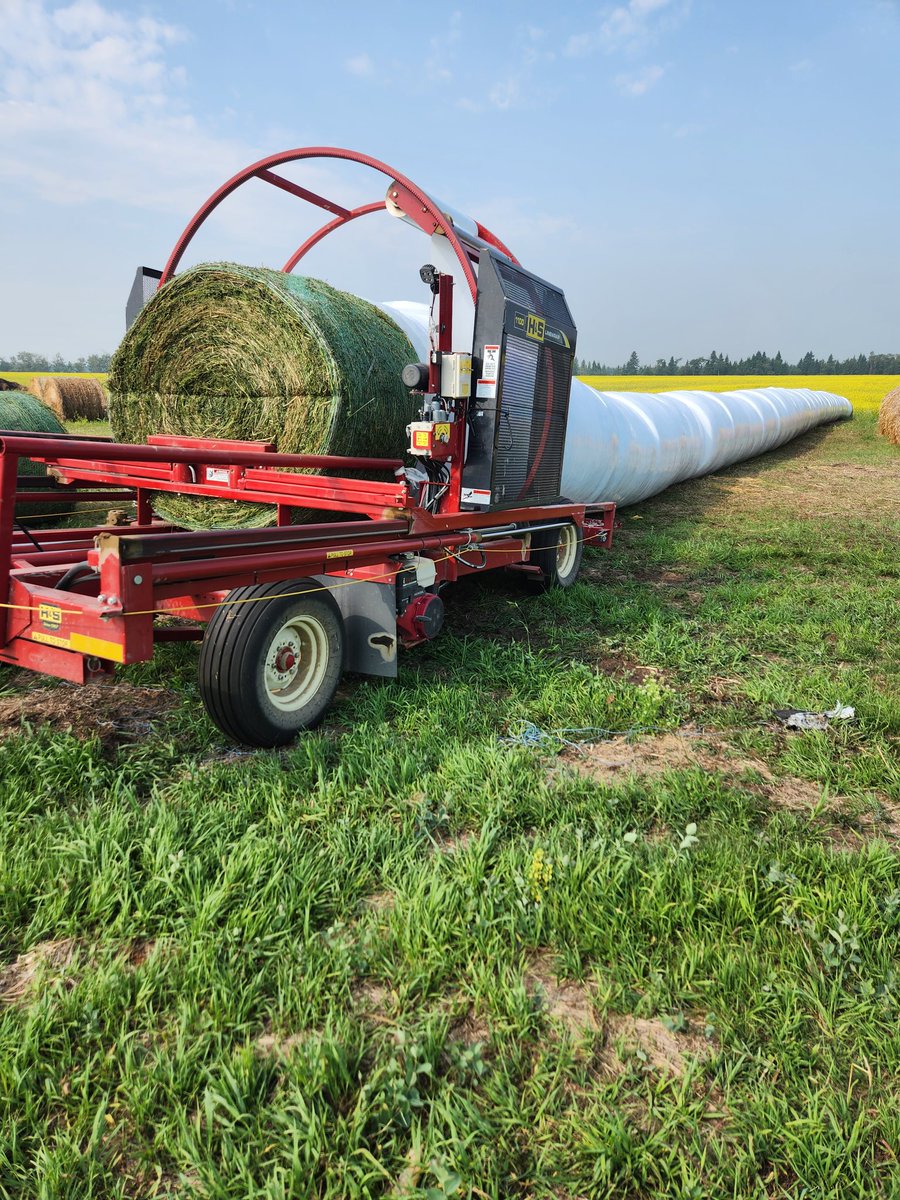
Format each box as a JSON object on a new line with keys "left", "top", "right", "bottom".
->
{"left": 269, "top": 637, "right": 301, "bottom": 684}
{"left": 263, "top": 614, "right": 332, "bottom": 713}
{"left": 273, "top": 645, "right": 297, "bottom": 674}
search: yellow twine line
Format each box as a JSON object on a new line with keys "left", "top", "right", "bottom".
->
{"left": 0, "top": 526, "right": 608, "bottom": 619}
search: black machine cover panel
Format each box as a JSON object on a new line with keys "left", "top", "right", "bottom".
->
{"left": 462, "top": 252, "right": 577, "bottom": 510}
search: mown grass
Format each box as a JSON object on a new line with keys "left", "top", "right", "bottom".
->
{"left": 0, "top": 398, "right": 898, "bottom": 1197}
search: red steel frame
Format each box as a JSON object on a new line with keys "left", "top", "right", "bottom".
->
{"left": 0, "top": 433, "right": 614, "bottom": 685}
{"left": 0, "top": 146, "right": 615, "bottom": 691}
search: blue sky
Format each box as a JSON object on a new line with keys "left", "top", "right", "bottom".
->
{"left": 1, "top": 0, "right": 898, "bottom": 363}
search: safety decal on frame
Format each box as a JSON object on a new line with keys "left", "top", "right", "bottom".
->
{"left": 476, "top": 344, "right": 500, "bottom": 400}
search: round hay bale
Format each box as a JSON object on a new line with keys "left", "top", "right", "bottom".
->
{"left": 0, "top": 377, "right": 25, "bottom": 392}
{"left": 28, "top": 375, "right": 107, "bottom": 422}
{"left": 877, "top": 386, "right": 900, "bottom": 446}
{"left": 108, "top": 263, "right": 418, "bottom": 529}
{"left": 0, "top": 389, "right": 69, "bottom": 517}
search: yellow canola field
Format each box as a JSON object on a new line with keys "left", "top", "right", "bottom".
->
{"left": 0, "top": 371, "right": 108, "bottom": 388}
{"left": 577, "top": 375, "right": 898, "bottom": 413}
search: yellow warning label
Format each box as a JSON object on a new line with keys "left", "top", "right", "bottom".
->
{"left": 71, "top": 632, "right": 125, "bottom": 663}
{"left": 434, "top": 423, "right": 451, "bottom": 442}
{"left": 413, "top": 431, "right": 430, "bottom": 449}
{"left": 30, "top": 630, "right": 126, "bottom": 662}
{"left": 326, "top": 549, "right": 353, "bottom": 559}
{"left": 31, "top": 630, "right": 71, "bottom": 650}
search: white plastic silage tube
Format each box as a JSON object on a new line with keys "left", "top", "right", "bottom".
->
{"left": 373, "top": 300, "right": 853, "bottom": 506}
{"left": 562, "top": 381, "right": 853, "bottom": 505}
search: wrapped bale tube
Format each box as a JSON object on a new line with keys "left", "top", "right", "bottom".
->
{"left": 108, "top": 263, "right": 420, "bottom": 529}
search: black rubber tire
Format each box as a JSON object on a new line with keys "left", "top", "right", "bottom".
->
{"left": 528, "top": 521, "right": 583, "bottom": 592}
{"left": 198, "top": 579, "right": 344, "bottom": 747}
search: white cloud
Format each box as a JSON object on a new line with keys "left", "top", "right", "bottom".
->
{"left": 614, "top": 64, "right": 664, "bottom": 95}
{"left": 424, "top": 10, "right": 462, "bottom": 82}
{"left": 0, "top": 0, "right": 247, "bottom": 214}
{"left": 488, "top": 78, "right": 523, "bottom": 110}
{"left": 344, "top": 52, "right": 375, "bottom": 78}
{"left": 565, "top": 0, "right": 688, "bottom": 57}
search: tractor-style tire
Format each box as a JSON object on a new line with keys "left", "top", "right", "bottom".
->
{"left": 528, "top": 521, "right": 583, "bottom": 591}
{"left": 198, "top": 580, "right": 344, "bottom": 747}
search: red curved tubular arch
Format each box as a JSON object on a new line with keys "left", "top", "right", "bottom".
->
{"left": 281, "top": 201, "right": 383, "bottom": 273}
{"left": 159, "top": 146, "right": 492, "bottom": 301}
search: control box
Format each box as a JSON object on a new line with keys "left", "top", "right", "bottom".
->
{"left": 439, "top": 353, "right": 472, "bottom": 399}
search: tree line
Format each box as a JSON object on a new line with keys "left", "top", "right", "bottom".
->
{"left": 0, "top": 351, "right": 111, "bottom": 373}
{"left": 575, "top": 350, "right": 900, "bottom": 376}
{"left": 5, "top": 345, "right": 899, "bottom": 379}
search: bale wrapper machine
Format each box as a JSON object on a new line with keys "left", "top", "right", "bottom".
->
{"left": 0, "top": 148, "right": 615, "bottom": 746}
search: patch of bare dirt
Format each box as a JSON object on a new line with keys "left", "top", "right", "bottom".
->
{"left": 704, "top": 675, "right": 745, "bottom": 703}
{"left": 351, "top": 979, "right": 397, "bottom": 1024}
{"left": 765, "top": 781, "right": 900, "bottom": 846}
{"left": 558, "top": 728, "right": 773, "bottom": 787}
{"left": 362, "top": 889, "right": 395, "bottom": 913}
{"left": 766, "top": 777, "right": 828, "bottom": 812}
{"left": 593, "top": 653, "right": 667, "bottom": 686}
{"left": 0, "top": 937, "right": 158, "bottom": 1007}
{"left": 432, "top": 829, "right": 477, "bottom": 854}
{"left": 0, "top": 938, "right": 78, "bottom": 1004}
{"left": 447, "top": 1005, "right": 490, "bottom": 1047}
{"left": 124, "top": 939, "right": 158, "bottom": 969}
{"left": 254, "top": 1027, "right": 308, "bottom": 1058}
{"left": 0, "top": 681, "right": 177, "bottom": 742}
{"left": 602, "top": 1013, "right": 712, "bottom": 1078}
{"left": 852, "top": 800, "right": 900, "bottom": 842}
{"left": 525, "top": 951, "right": 598, "bottom": 1037}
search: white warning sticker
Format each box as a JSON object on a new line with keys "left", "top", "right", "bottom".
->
{"left": 482, "top": 344, "right": 500, "bottom": 381}
{"left": 206, "top": 467, "right": 230, "bottom": 484}
{"left": 475, "top": 379, "right": 497, "bottom": 400}
{"left": 461, "top": 487, "right": 491, "bottom": 506}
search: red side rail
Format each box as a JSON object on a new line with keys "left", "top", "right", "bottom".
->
{"left": 0, "top": 435, "right": 615, "bottom": 688}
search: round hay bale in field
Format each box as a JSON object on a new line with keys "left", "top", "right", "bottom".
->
{"left": 28, "top": 375, "right": 107, "bottom": 421}
{"left": 0, "top": 389, "right": 69, "bottom": 517}
{"left": 877, "top": 386, "right": 900, "bottom": 446}
{"left": 109, "top": 263, "right": 419, "bottom": 529}
{"left": 0, "top": 377, "right": 25, "bottom": 392}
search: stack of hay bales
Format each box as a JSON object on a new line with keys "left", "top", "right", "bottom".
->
{"left": 29, "top": 375, "right": 107, "bottom": 421}
{"left": 0, "top": 389, "right": 69, "bottom": 517}
{"left": 878, "top": 387, "right": 900, "bottom": 446}
{"left": 109, "top": 263, "right": 418, "bottom": 529}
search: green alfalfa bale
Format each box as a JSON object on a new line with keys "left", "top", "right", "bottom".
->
{"left": 108, "top": 263, "right": 419, "bottom": 529}
{"left": 0, "top": 389, "right": 69, "bottom": 518}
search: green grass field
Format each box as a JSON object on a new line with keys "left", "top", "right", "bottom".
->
{"left": 0, "top": 391, "right": 898, "bottom": 1197}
